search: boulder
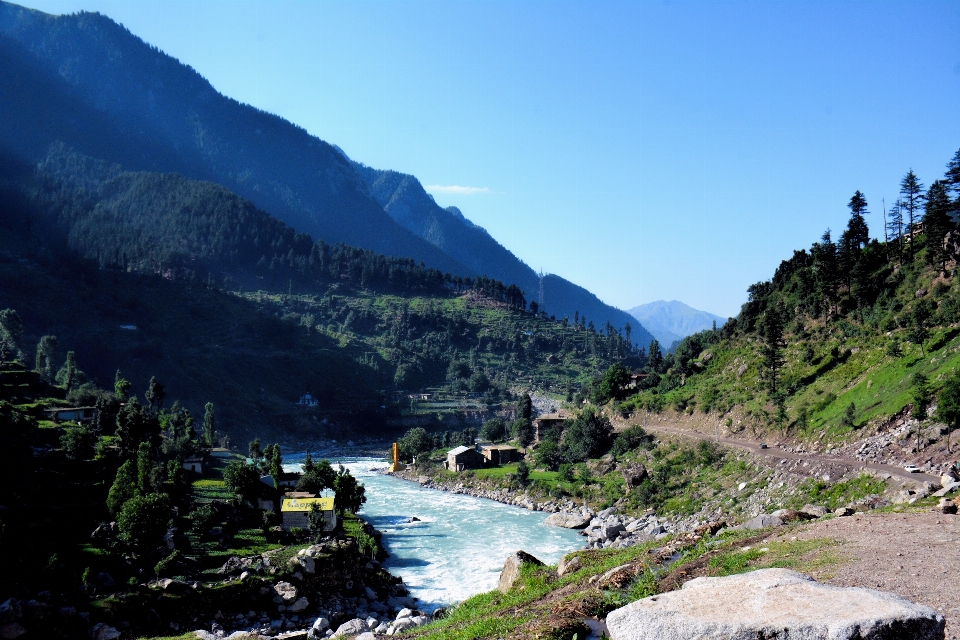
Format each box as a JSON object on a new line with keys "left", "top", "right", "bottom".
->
{"left": 0, "top": 600, "right": 21, "bottom": 624}
{"left": 932, "top": 481, "right": 960, "bottom": 497}
{"left": 771, "top": 509, "right": 815, "bottom": 523}
{"left": 800, "top": 504, "right": 829, "bottom": 518}
{"left": 88, "top": 623, "right": 121, "bottom": 640}
{"left": 621, "top": 464, "right": 648, "bottom": 491}
{"left": 600, "top": 523, "right": 626, "bottom": 540}
{"left": 605, "top": 568, "right": 945, "bottom": 640}
{"left": 497, "top": 550, "right": 544, "bottom": 593}
{"left": 273, "top": 581, "right": 298, "bottom": 603}
{"left": 834, "top": 507, "right": 855, "bottom": 517}
{"left": 544, "top": 512, "right": 591, "bottom": 529}
{"left": 936, "top": 498, "right": 958, "bottom": 515}
{"left": 392, "top": 618, "right": 419, "bottom": 633}
{"left": 331, "top": 618, "right": 368, "bottom": 637}
{"left": 292, "top": 555, "right": 316, "bottom": 575}
{"left": 308, "top": 617, "right": 330, "bottom": 638}
{"left": 288, "top": 597, "right": 309, "bottom": 612}
{"left": 557, "top": 553, "right": 583, "bottom": 577}
{"left": 396, "top": 608, "right": 413, "bottom": 620}
{"left": 741, "top": 514, "right": 783, "bottom": 530}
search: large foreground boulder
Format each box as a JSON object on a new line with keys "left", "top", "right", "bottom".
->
{"left": 497, "top": 551, "right": 544, "bottom": 593}
{"left": 544, "top": 512, "right": 591, "bottom": 529}
{"left": 605, "top": 568, "right": 944, "bottom": 640}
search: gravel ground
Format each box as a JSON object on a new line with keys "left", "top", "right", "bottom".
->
{"left": 780, "top": 511, "right": 960, "bottom": 639}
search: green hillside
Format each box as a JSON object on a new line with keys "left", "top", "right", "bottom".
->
{"left": 620, "top": 149, "right": 960, "bottom": 444}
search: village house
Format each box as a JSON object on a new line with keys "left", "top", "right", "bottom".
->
{"left": 480, "top": 444, "right": 521, "bottom": 466}
{"left": 181, "top": 456, "right": 204, "bottom": 474}
{"left": 533, "top": 412, "right": 568, "bottom": 442}
{"left": 445, "top": 445, "right": 485, "bottom": 471}
{"left": 280, "top": 496, "right": 337, "bottom": 531}
{"left": 45, "top": 406, "right": 96, "bottom": 423}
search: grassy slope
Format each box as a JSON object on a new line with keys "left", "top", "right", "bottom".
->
{"left": 624, "top": 256, "right": 960, "bottom": 443}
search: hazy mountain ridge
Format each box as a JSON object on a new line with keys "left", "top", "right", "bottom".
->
{"left": 351, "top": 160, "right": 655, "bottom": 346}
{"left": 629, "top": 300, "right": 726, "bottom": 347}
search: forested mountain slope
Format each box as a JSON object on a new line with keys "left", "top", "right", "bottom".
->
{"left": 0, "top": 2, "right": 467, "bottom": 274}
{"left": 619, "top": 150, "right": 960, "bottom": 445}
{"left": 0, "top": 148, "right": 643, "bottom": 437}
{"left": 0, "top": 1, "right": 652, "bottom": 342}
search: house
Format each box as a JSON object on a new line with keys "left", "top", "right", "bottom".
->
{"left": 210, "top": 448, "right": 232, "bottom": 458}
{"left": 181, "top": 456, "right": 204, "bottom": 473}
{"left": 480, "top": 444, "right": 520, "bottom": 466}
{"left": 445, "top": 445, "right": 485, "bottom": 471}
{"left": 533, "top": 413, "right": 568, "bottom": 442}
{"left": 45, "top": 406, "right": 96, "bottom": 423}
{"left": 296, "top": 393, "right": 319, "bottom": 407}
{"left": 280, "top": 496, "right": 337, "bottom": 531}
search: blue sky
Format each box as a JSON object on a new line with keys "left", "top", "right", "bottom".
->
{"left": 18, "top": 0, "right": 960, "bottom": 317}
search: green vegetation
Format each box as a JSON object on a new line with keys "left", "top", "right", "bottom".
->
{"left": 617, "top": 148, "right": 960, "bottom": 442}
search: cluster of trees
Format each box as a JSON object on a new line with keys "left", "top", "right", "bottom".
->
{"left": 533, "top": 407, "right": 615, "bottom": 471}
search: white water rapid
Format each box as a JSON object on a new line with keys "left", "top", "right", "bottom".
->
{"left": 285, "top": 457, "right": 583, "bottom": 610}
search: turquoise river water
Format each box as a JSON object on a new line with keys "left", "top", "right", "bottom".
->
{"left": 284, "top": 457, "right": 583, "bottom": 610}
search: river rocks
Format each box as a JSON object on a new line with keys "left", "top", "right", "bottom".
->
{"left": 0, "top": 623, "right": 26, "bottom": 639}
{"left": 288, "top": 597, "right": 310, "bottom": 613}
{"left": 498, "top": 551, "right": 544, "bottom": 593}
{"left": 87, "top": 623, "right": 121, "bottom": 640}
{"left": 544, "top": 512, "right": 591, "bottom": 529}
{"left": 605, "top": 568, "right": 945, "bottom": 640}
{"left": 557, "top": 553, "right": 583, "bottom": 577}
{"left": 331, "top": 618, "right": 368, "bottom": 637}
{"left": 740, "top": 513, "right": 784, "bottom": 530}
{"left": 308, "top": 617, "right": 330, "bottom": 638}
{"left": 274, "top": 581, "right": 298, "bottom": 603}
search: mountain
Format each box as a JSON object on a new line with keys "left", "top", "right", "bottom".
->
{"left": 0, "top": 1, "right": 651, "bottom": 345}
{"left": 350, "top": 161, "right": 655, "bottom": 346}
{"left": 0, "top": 2, "right": 467, "bottom": 275}
{"left": 628, "top": 300, "right": 726, "bottom": 348}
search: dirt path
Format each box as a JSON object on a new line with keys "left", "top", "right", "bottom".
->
{"left": 643, "top": 422, "right": 941, "bottom": 484}
{"left": 781, "top": 511, "right": 960, "bottom": 640}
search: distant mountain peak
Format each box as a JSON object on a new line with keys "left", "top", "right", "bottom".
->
{"left": 628, "top": 300, "right": 725, "bottom": 348}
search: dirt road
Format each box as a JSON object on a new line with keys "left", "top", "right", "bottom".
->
{"left": 643, "top": 422, "right": 941, "bottom": 484}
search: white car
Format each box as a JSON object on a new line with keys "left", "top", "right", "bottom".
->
{"left": 903, "top": 464, "right": 921, "bottom": 473}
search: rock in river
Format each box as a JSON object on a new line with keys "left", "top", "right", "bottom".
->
{"left": 605, "top": 568, "right": 945, "bottom": 640}
{"left": 544, "top": 512, "right": 591, "bottom": 529}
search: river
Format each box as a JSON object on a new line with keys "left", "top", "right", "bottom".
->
{"left": 284, "top": 457, "right": 583, "bottom": 610}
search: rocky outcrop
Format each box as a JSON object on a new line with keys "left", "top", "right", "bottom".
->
{"left": 605, "top": 568, "right": 945, "bottom": 640}
{"left": 497, "top": 551, "right": 544, "bottom": 593}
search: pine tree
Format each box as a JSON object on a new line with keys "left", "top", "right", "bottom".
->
{"left": 886, "top": 199, "right": 904, "bottom": 263}
{"left": 923, "top": 180, "right": 953, "bottom": 271}
{"left": 900, "top": 170, "right": 926, "bottom": 259}
{"left": 945, "top": 148, "right": 960, "bottom": 198}
{"left": 145, "top": 376, "right": 166, "bottom": 414}
{"left": 761, "top": 311, "right": 786, "bottom": 395}
{"left": 811, "top": 231, "right": 838, "bottom": 322}
{"left": 114, "top": 370, "right": 132, "bottom": 401}
{"left": 202, "top": 402, "right": 216, "bottom": 447}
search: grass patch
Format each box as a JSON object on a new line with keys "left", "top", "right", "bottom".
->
{"left": 785, "top": 474, "right": 888, "bottom": 511}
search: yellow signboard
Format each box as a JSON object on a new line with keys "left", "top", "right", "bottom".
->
{"left": 280, "top": 497, "right": 335, "bottom": 512}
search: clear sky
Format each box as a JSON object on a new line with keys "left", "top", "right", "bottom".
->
{"left": 16, "top": 0, "right": 960, "bottom": 317}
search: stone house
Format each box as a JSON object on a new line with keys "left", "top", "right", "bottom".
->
{"left": 481, "top": 444, "right": 521, "bottom": 466}
{"left": 181, "top": 456, "right": 204, "bottom": 474}
{"left": 445, "top": 445, "right": 485, "bottom": 471}
{"left": 280, "top": 496, "right": 337, "bottom": 531}
{"left": 533, "top": 413, "right": 568, "bottom": 442}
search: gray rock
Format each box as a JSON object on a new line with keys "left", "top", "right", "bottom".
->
{"left": 557, "top": 553, "right": 583, "bottom": 577}
{"left": 0, "top": 600, "right": 21, "bottom": 624}
{"left": 936, "top": 498, "right": 958, "bottom": 514}
{"left": 395, "top": 608, "right": 413, "bottom": 620}
{"left": 392, "top": 618, "right": 421, "bottom": 632}
{"left": 600, "top": 523, "right": 626, "bottom": 540}
{"left": 834, "top": 507, "right": 855, "bottom": 517}
{"left": 274, "top": 581, "right": 298, "bottom": 603}
{"left": 497, "top": 550, "right": 544, "bottom": 593}
{"left": 293, "top": 555, "right": 316, "bottom": 575}
{"left": 88, "top": 623, "right": 121, "bottom": 640}
{"left": 932, "top": 481, "right": 960, "bottom": 497}
{"left": 544, "top": 512, "right": 591, "bottom": 529}
{"left": 288, "top": 597, "right": 309, "bottom": 613}
{"left": 331, "top": 618, "right": 368, "bottom": 637}
{"left": 0, "top": 623, "right": 26, "bottom": 639}
{"left": 354, "top": 634, "right": 376, "bottom": 640}
{"left": 801, "top": 504, "right": 829, "bottom": 518}
{"left": 741, "top": 514, "right": 784, "bottom": 530}
{"left": 309, "top": 617, "right": 330, "bottom": 639}
{"left": 605, "top": 568, "right": 945, "bottom": 640}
